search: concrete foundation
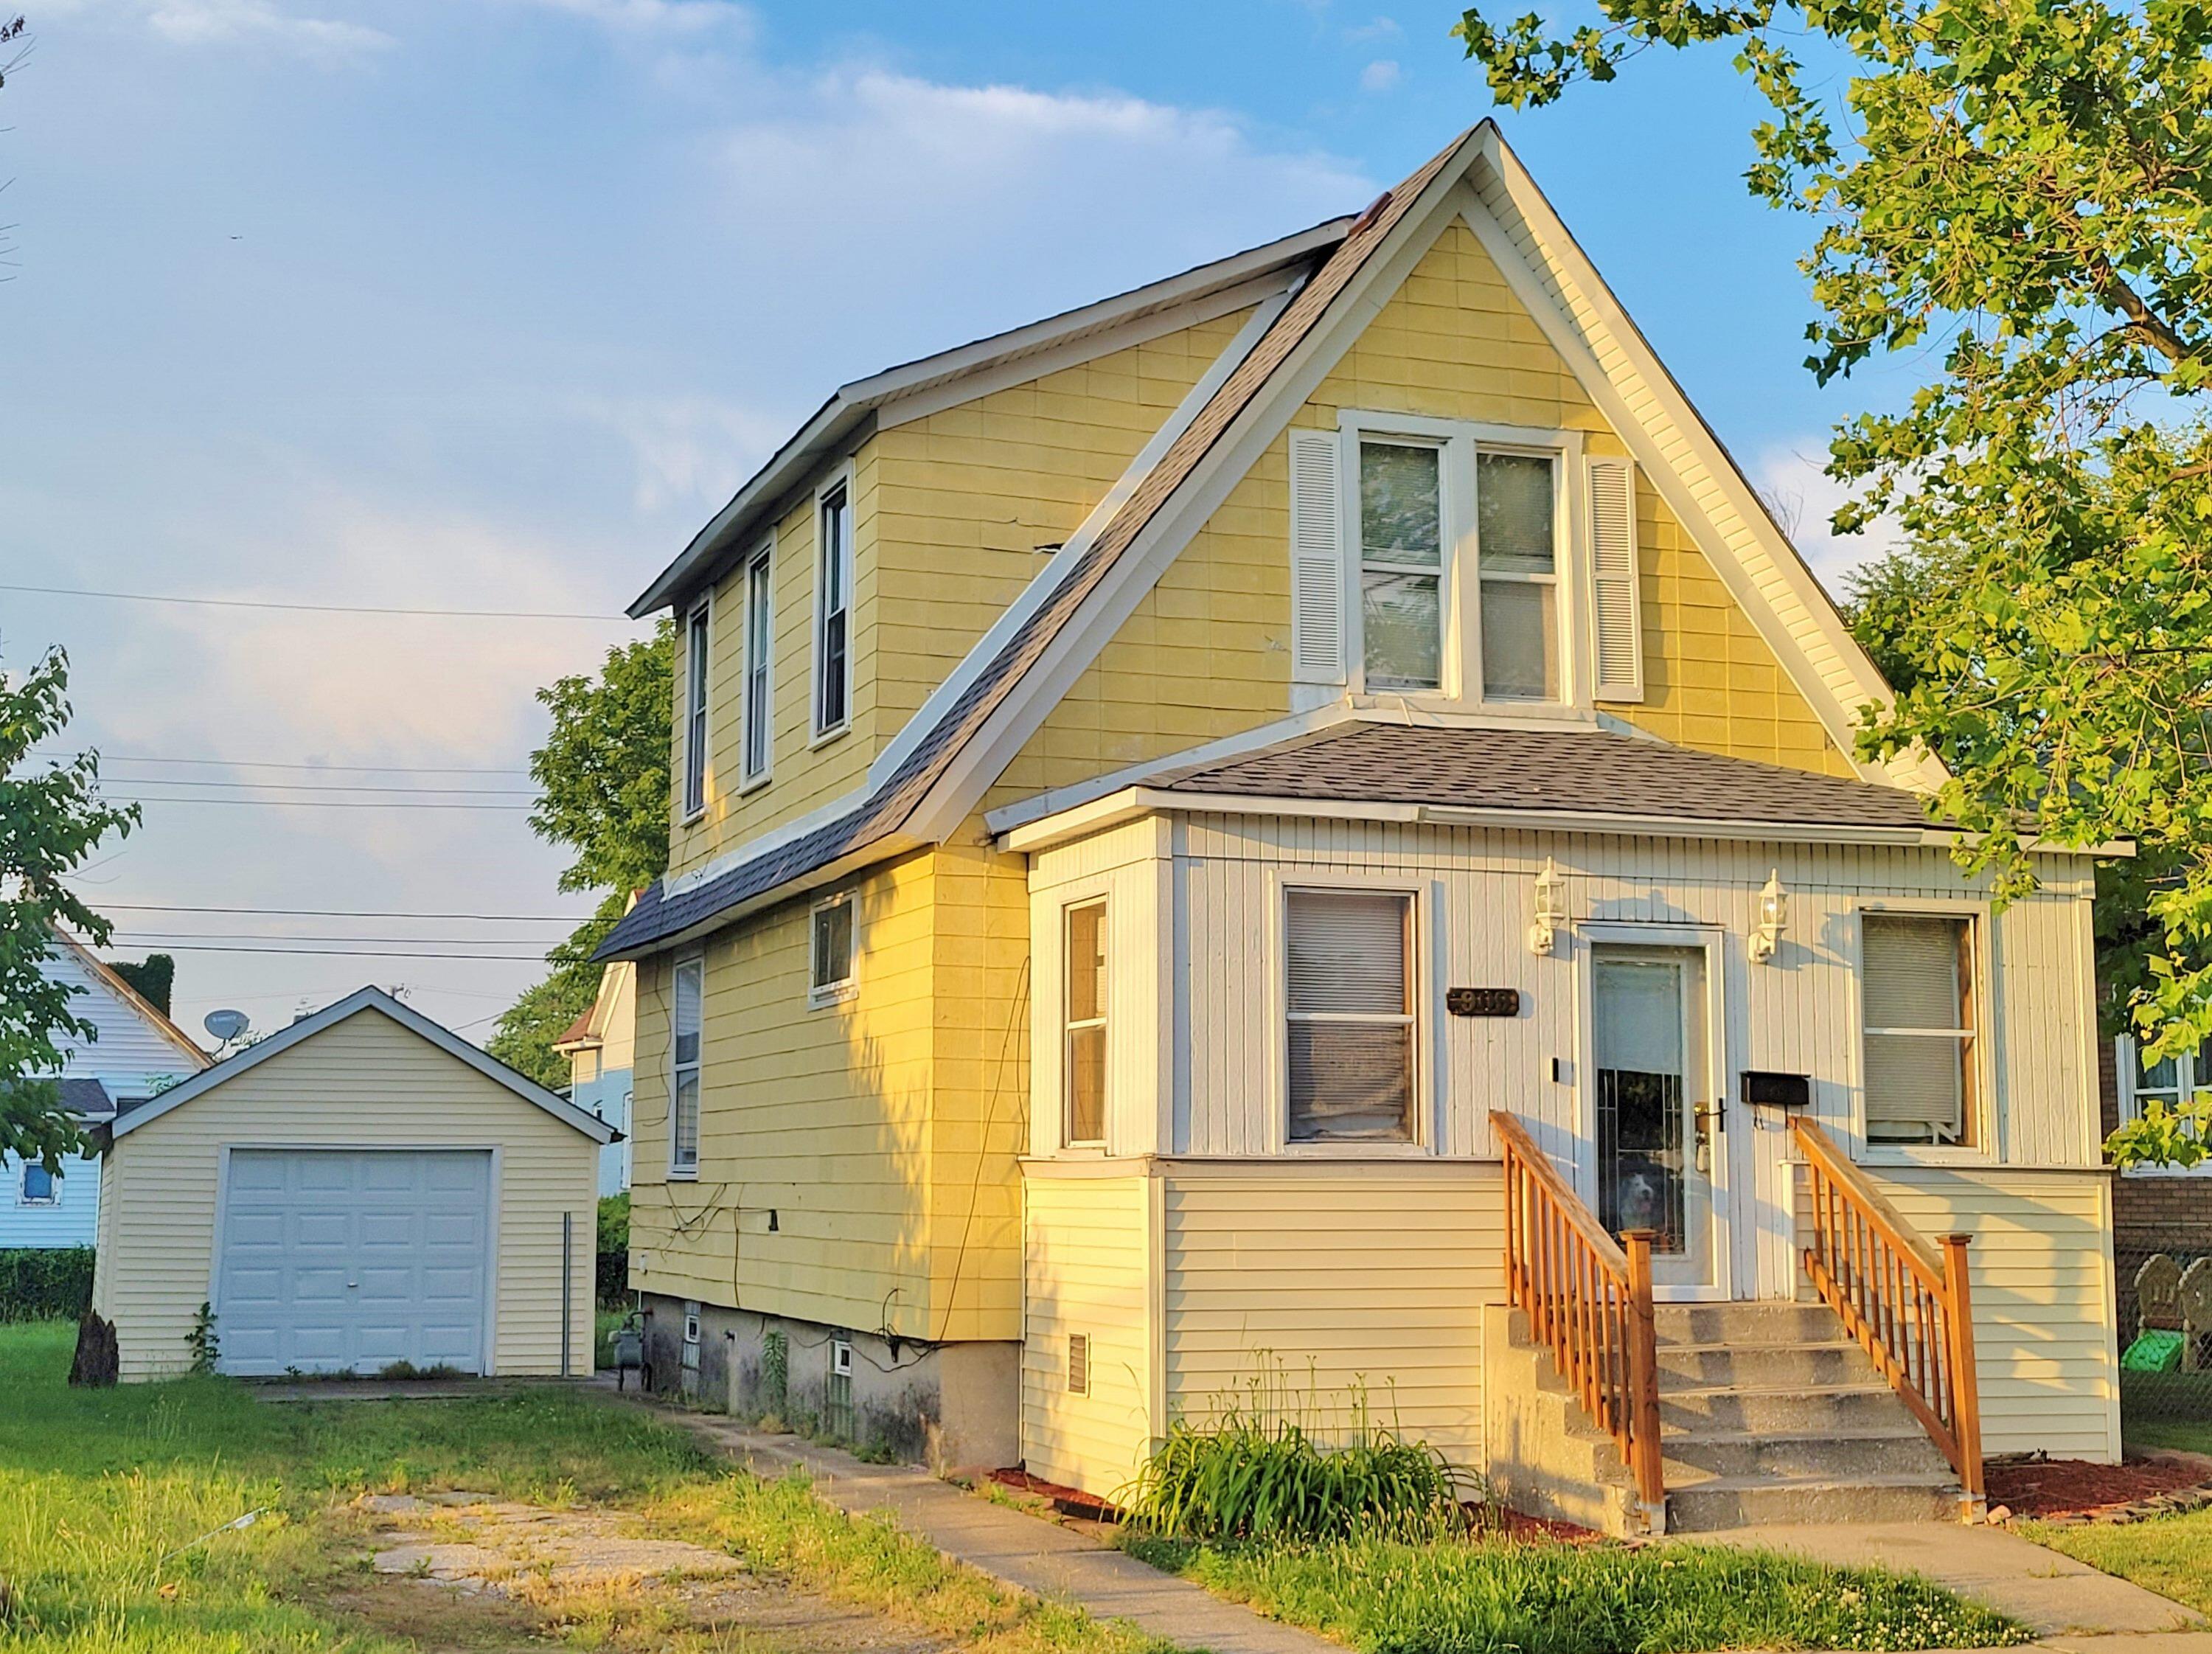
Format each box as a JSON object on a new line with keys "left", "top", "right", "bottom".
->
{"left": 639, "top": 1292, "right": 1018, "bottom": 1473}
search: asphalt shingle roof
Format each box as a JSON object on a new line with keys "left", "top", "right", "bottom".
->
{"left": 1150, "top": 723, "right": 1938, "bottom": 830}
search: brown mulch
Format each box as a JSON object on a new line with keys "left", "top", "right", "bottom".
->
{"left": 988, "top": 1467, "right": 1119, "bottom": 1522}
{"left": 1987, "top": 1455, "right": 2212, "bottom": 1521}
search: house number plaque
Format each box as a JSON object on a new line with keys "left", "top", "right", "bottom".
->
{"left": 1446, "top": 987, "right": 1520, "bottom": 1018}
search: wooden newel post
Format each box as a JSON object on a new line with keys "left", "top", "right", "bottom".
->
{"left": 1621, "top": 1228, "right": 1666, "bottom": 1528}
{"left": 1941, "top": 1233, "right": 1986, "bottom": 1510}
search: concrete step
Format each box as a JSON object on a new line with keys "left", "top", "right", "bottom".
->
{"left": 1655, "top": 1338, "right": 1879, "bottom": 1391}
{"left": 1665, "top": 1471, "right": 1962, "bottom": 1532}
{"left": 1658, "top": 1381, "right": 1909, "bottom": 1434}
{"left": 1660, "top": 1425, "right": 1954, "bottom": 1482}
{"left": 1652, "top": 1302, "right": 1843, "bottom": 1347}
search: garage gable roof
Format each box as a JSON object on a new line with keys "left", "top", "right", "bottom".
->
{"left": 110, "top": 986, "right": 619, "bottom": 1144}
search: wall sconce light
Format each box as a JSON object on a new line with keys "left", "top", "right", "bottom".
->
{"left": 1528, "top": 856, "right": 1567, "bottom": 956}
{"left": 1749, "top": 869, "right": 1790, "bottom": 965}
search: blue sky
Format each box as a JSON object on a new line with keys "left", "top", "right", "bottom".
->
{"left": 2, "top": 0, "right": 1908, "bottom": 1043}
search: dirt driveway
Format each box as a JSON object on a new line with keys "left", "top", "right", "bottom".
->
{"left": 329, "top": 1490, "right": 952, "bottom": 1653}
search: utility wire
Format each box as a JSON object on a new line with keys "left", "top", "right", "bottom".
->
{"left": 32, "top": 750, "right": 532, "bottom": 775}
{"left": 106, "top": 942, "right": 557, "bottom": 960}
{"left": 97, "top": 775, "right": 538, "bottom": 796}
{"left": 111, "top": 796, "right": 535, "bottom": 811}
{"left": 83, "top": 902, "right": 585, "bottom": 922}
{"left": 111, "top": 931, "right": 569, "bottom": 947}
{"left": 1, "top": 582, "right": 628, "bottom": 622}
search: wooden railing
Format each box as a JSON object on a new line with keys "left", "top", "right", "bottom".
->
{"left": 1792, "top": 1118, "right": 1984, "bottom": 1509}
{"left": 1493, "top": 1110, "right": 1664, "bottom": 1523}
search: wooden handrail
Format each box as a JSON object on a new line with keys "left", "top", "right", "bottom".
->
{"left": 1792, "top": 1119, "right": 1984, "bottom": 1510}
{"left": 1493, "top": 1110, "right": 1664, "bottom": 1529}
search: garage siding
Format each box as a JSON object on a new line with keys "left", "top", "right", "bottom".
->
{"left": 98, "top": 1010, "right": 597, "bottom": 1381}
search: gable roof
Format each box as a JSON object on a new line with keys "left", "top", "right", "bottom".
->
{"left": 627, "top": 213, "right": 1355, "bottom": 619}
{"left": 109, "top": 986, "right": 619, "bottom": 1143}
{"left": 1150, "top": 723, "right": 1937, "bottom": 830}
{"left": 50, "top": 928, "right": 212, "bottom": 1071}
{"left": 599, "top": 122, "right": 1924, "bottom": 962}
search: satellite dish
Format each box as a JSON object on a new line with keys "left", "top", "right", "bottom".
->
{"left": 203, "top": 1009, "right": 249, "bottom": 1043}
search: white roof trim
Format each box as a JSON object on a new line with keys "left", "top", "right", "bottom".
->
{"left": 111, "top": 986, "right": 619, "bottom": 1143}
{"left": 629, "top": 216, "right": 1352, "bottom": 617}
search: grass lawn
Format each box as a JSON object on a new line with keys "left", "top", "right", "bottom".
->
{"left": 2025, "top": 1509, "right": 2212, "bottom": 1617}
{"left": 0, "top": 1320, "right": 1165, "bottom": 1653}
{"left": 1124, "top": 1532, "right": 2033, "bottom": 1654}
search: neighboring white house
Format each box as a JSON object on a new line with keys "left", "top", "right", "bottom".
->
{"left": 0, "top": 930, "right": 209, "bottom": 1250}
{"left": 92, "top": 986, "right": 618, "bottom": 1380}
{"left": 554, "top": 959, "right": 634, "bottom": 1197}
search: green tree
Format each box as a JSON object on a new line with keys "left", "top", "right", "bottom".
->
{"left": 1, "top": 647, "right": 140, "bottom": 1170}
{"left": 1458, "top": 0, "right": 2212, "bottom": 1164}
{"left": 489, "top": 622, "right": 673, "bottom": 1088}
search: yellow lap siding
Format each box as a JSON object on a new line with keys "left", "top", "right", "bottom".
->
{"left": 95, "top": 1010, "right": 597, "bottom": 1383}
{"left": 1848, "top": 1167, "right": 2121, "bottom": 1462}
{"left": 1022, "top": 1168, "right": 1155, "bottom": 1497}
{"left": 1161, "top": 1163, "right": 1502, "bottom": 1473}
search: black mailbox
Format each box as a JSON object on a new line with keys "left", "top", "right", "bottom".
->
{"left": 1742, "top": 1070, "right": 1812, "bottom": 1109}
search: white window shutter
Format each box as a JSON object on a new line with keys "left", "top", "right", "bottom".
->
{"left": 1289, "top": 430, "right": 1347, "bottom": 685}
{"left": 1587, "top": 456, "right": 1643, "bottom": 702}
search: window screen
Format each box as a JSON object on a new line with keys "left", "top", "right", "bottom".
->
{"left": 1065, "top": 901, "right": 1107, "bottom": 1144}
{"left": 672, "top": 957, "right": 703, "bottom": 1172}
{"left": 1861, "top": 914, "right": 1976, "bottom": 1145}
{"left": 1285, "top": 889, "right": 1415, "bottom": 1142}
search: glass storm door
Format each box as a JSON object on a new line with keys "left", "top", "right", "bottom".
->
{"left": 1592, "top": 945, "right": 1724, "bottom": 1296}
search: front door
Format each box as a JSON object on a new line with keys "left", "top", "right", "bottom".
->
{"left": 1590, "top": 944, "right": 1728, "bottom": 1299}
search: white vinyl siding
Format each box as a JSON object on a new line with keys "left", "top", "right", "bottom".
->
{"left": 683, "top": 600, "right": 711, "bottom": 819}
{"left": 1862, "top": 914, "right": 1978, "bottom": 1146}
{"left": 670, "top": 957, "right": 702, "bottom": 1176}
{"left": 1284, "top": 889, "right": 1416, "bottom": 1144}
{"left": 1020, "top": 1170, "right": 1152, "bottom": 1497}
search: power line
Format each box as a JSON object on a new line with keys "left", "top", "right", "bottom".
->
{"left": 112, "top": 795, "right": 535, "bottom": 811}
{"left": 98, "top": 775, "right": 539, "bottom": 796}
{"left": 2, "top": 582, "right": 630, "bottom": 622}
{"left": 32, "top": 750, "right": 532, "bottom": 776}
{"left": 107, "top": 941, "right": 557, "bottom": 960}
{"left": 84, "top": 902, "right": 585, "bottom": 922}
{"left": 111, "top": 930, "right": 570, "bottom": 947}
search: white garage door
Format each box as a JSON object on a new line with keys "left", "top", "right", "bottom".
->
{"left": 215, "top": 1148, "right": 492, "bottom": 1376}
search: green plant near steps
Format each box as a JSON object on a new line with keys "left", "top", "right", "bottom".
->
{"left": 187, "top": 1300, "right": 219, "bottom": 1374}
{"left": 1118, "top": 1363, "right": 1464, "bottom": 1543}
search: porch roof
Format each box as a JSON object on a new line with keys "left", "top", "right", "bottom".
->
{"left": 1147, "top": 723, "right": 1939, "bottom": 830}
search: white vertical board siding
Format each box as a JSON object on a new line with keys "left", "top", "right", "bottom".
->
{"left": 1022, "top": 1168, "right": 1155, "bottom": 1495}
{"left": 95, "top": 1010, "right": 599, "bottom": 1382}
{"left": 1824, "top": 1167, "right": 2122, "bottom": 1462}
{"left": 1162, "top": 1162, "right": 1502, "bottom": 1472}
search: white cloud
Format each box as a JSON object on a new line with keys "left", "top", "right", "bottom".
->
{"left": 1359, "top": 58, "right": 1402, "bottom": 92}
{"left": 1345, "top": 15, "right": 1402, "bottom": 41}
{"left": 575, "top": 395, "right": 792, "bottom": 515}
{"left": 1751, "top": 442, "right": 1903, "bottom": 595}
{"left": 43, "top": 0, "right": 392, "bottom": 55}
{"left": 499, "top": 0, "right": 748, "bottom": 33}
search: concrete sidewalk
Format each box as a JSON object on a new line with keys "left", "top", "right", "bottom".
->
{"left": 1675, "top": 1521, "right": 2208, "bottom": 1651}
{"left": 605, "top": 1394, "right": 1338, "bottom": 1654}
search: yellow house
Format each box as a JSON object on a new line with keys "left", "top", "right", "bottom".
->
{"left": 597, "top": 125, "right": 2121, "bottom": 1532}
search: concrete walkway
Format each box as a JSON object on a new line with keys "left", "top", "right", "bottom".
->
{"left": 604, "top": 1394, "right": 1338, "bottom": 1654}
{"left": 1676, "top": 1521, "right": 2211, "bottom": 1652}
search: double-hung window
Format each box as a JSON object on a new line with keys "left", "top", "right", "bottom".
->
{"left": 670, "top": 956, "right": 703, "bottom": 1176}
{"left": 1861, "top": 913, "right": 1979, "bottom": 1147}
{"left": 1284, "top": 889, "right": 1417, "bottom": 1144}
{"left": 742, "top": 543, "right": 773, "bottom": 784}
{"left": 1357, "top": 440, "right": 1445, "bottom": 692}
{"left": 2117, "top": 1035, "right": 2212, "bottom": 1166}
{"left": 1064, "top": 901, "right": 1107, "bottom": 1146}
{"left": 815, "top": 481, "right": 852, "bottom": 737}
{"left": 682, "top": 600, "right": 711, "bottom": 819}
{"left": 1475, "top": 451, "right": 1559, "bottom": 701}
{"left": 810, "top": 893, "right": 857, "bottom": 1007}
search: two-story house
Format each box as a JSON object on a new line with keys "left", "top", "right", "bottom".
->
{"left": 598, "top": 125, "right": 2122, "bottom": 1534}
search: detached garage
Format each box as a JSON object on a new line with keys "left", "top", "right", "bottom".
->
{"left": 91, "top": 987, "right": 616, "bottom": 1382}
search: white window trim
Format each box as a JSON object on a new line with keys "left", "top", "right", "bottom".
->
{"left": 1338, "top": 411, "right": 1587, "bottom": 715}
{"left": 669, "top": 953, "right": 704, "bottom": 1181}
{"left": 740, "top": 535, "right": 776, "bottom": 793}
{"left": 2115, "top": 1032, "right": 2212, "bottom": 1177}
{"left": 18, "top": 1161, "right": 58, "bottom": 1206}
{"left": 681, "top": 594, "right": 713, "bottom": 824}
{"left": 808, "top": 890, "right": 860, "bottom": 1009}
{"left": 1062, "top": 896, "right": 1110, "bottom": 1150}
{"left": 1271, "top": 869, "right": 1436, "bottom": 1157}
{"left": 811, "top": 465, "right": 857, "bottom": 746}
{"left": 1851, "top": 900, "right": 1997, "bottom": 1167}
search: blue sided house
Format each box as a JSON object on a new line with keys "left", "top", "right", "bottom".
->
{"left": 4, "top": 930, "right": 211, "bottom": 1249}
{"left": 554, "top": 959, "right": 633, "bottom": 1198}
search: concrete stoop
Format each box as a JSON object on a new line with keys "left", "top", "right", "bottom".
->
{"left": 1486, "top": 1300, "right": 1963, "bottom": 1535}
